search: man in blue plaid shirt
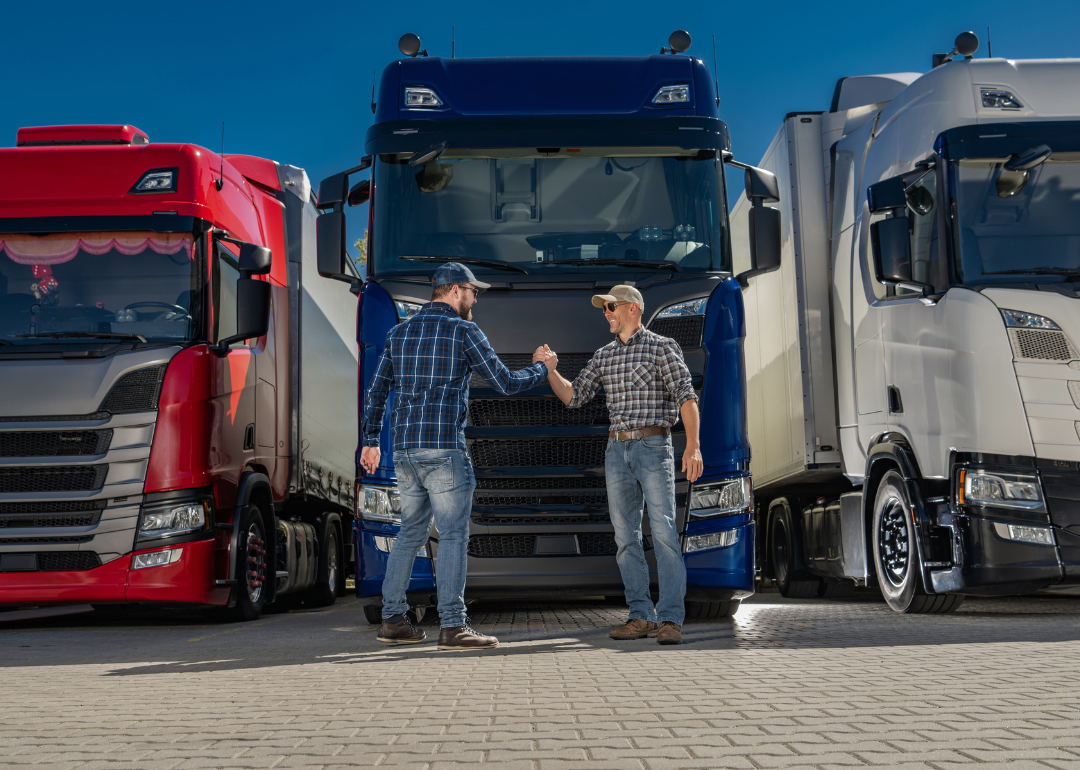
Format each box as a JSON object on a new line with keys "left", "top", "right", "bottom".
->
{"left": 360, "top": 262, "right": 555, "bottom": 650}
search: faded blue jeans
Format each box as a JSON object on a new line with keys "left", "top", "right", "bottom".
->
{"left": 382, "top": 448, "right": 475, "bottom": 628}
{"left": 606, "top": 434, "right": 686, "bottom": 625}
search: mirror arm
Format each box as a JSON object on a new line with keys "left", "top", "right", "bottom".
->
{"left": 210, "top": 333, "right": 249, "bottom": 357}
{"left": 734, "top": 266, "right": 771, "bottom": 289}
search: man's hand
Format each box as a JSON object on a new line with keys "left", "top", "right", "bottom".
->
{"left": 542, "top": 344, "right": 558, "bottom": 372}
{"left": 360, "top": 446, "right": 380, "bottom": 475}
{"left": 682, "top": 444, "right": 703, "bottom": 483}
{"left": 532, "top": 345, "right": 547, "bottom": 364}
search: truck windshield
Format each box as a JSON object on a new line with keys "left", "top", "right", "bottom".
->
{"left": 952, "top": 152, "right": 1080, "bottom": 284}
{"left": 372, "top": 150, "right": 727, "bottom": 277}
{"left": 0, "top": 231, "right": 201, "bottom": 344}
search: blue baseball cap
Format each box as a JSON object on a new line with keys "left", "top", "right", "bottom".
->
{"left": 431, "top": 262, "right": 490, "bottom": 292}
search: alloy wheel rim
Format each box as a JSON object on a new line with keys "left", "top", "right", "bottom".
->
{"left": 245, "top": 523, "right": 266, "bottom": 603}
{"left": 327, "top": 535, "right": 337, "bottom": 594}
{"left": 878, "top": 496, "right": 910, "bottom": 587}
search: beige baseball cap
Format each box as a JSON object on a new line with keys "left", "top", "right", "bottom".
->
{"left": 592, "top": 284, "right": 644, "bottom": 311}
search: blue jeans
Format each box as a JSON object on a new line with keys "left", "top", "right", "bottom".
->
{"left": 382, "top": 448, "right": 475, "bottom": 628}
{"left": 606, "top": 434, "right": 686, "bottom": 625}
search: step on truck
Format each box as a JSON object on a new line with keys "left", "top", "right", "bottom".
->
{"left": 0, "top": 124, "right": 358, "bottom": 620}
{"left": 316, "top": 31, "right": 783, "bottom": 624}
{"left": 733, "top": 33, "right": 1080, "bottom": 611}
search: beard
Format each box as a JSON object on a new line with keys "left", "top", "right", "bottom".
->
{"left": 456, "top": 301, "right": 472, "bottom": 321}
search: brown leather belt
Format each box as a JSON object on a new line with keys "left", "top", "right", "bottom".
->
{"left": 609, "top": 426, "right": 671, "bottom": 442}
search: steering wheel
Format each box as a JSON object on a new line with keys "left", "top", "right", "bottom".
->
{"left": 123, "top": 301, "right": 192, "bottom": 322}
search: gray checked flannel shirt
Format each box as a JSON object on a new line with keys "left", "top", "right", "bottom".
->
{"left": 567, "top": 327, "right": 697, "bottom": 432}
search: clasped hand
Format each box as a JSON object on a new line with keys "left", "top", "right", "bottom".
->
{"left": 532, "top": 344, "right": 558, "bottom": 371}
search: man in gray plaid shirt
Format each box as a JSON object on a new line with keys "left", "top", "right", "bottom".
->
{"left": 546, "top": 285, "right": 702, "bottom": 645}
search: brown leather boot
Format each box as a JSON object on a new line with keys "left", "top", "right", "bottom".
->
{"left": 609, "top": 618, "right": 658, "bottom": 640}
{"left": 438, "top": 620, "right": 498, "bottom": 650}
{"left": 376, "top": 613, "right": 426, "bottom": 644}
{"left": 657, "top": 621, "right": 683, "bottom": 645}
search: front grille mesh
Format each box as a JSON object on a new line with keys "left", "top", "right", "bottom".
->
{"left": 471, "top": 354, "right": 594, "bottom": 386}
{"left": 0, "top": 465, "right": 108, "bottom": 493}
{"left": 474, "top": 490, "right": 608, "bottom": 507}
{"left": 38, "top": 552, "right": 102, "bottom": 571}
{"left": 469, "top": 396, "right": 608, "bottom": 427}
{"left": 101, "top": 365, "right": 165, "bottom": 413}
{"left": 0, "top": 429, "right": 112, "bottom": 458}
{"left": 476, "top": 477, "right": 607, "bottom": 490}
{"left": 466, "top": 533, "right": 617, "bottom": 557}
{"left": 649, "top": 316, "right": 704, "bottom": 349}
{"left": 1009, "top": 328, "right": 1078, "bottom": 361}
{"left": 0, "top": 535, "right": 93, "bottom": 545}
{"left": 470, "top": 438, "right": 607, "bottom": 468}
{"left": 475, "top": 515, "right": 609, "bottom": 525}
{"left": 0, "top": 499, "right": 106, "bottom": 528}
{"left": 469, "top": 535, "right": 536, "bottom": 558}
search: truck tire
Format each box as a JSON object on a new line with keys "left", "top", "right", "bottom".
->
{"left": 769, "top": 504, "right": 820, "bottom": 598}
{"left": 872, "top": 470, "right": 963, "bottom": 614}
{"left": 685, "top": 599, "right": 740, "bottom": 619}
{"left": 226, "top": 502, "right": 268, "bottom": 622}
{"left": 304, "top": 522, "right": 341, "bottom": 609}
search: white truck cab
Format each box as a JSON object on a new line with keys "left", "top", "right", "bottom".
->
{"left": 734, "top": 34, "right": 1080, "bottom": 612}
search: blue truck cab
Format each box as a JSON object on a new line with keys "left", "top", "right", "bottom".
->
{"left": 315, "top": 32, "right": 782, "bottom": 622}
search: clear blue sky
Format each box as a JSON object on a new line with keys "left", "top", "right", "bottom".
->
{"left": 6, "top": 0, "right": 1078, "bottom": 250}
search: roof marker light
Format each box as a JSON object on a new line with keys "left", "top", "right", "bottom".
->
{"left": 652, "top": 85, "right": 690, "bottom": 104}
{"left": 981, "top": 89, "right": 1023, "bottom": 109}
{"left": 405, "top": 87, "right": 443, "bottom": 108}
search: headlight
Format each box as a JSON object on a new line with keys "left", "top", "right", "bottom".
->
{"left": 684, "top": 529, "right": 739, "bottom": 553}
{"left": 652, "top": 85, "right": 690, "bottom": 104}
{"left": 1001, "top": 309, "right": 1060, "bottom": 330}
{"left": 689, "top": 476, "right": 752, "bottom": 519}
{"left": 373, "top": 535, "right": 428, "bottom": 557}
{"left": 992, "top": 522, "right": 1054, "bottom": 545}
{"left": 981, "top": 89, "right": 1023, "bottom": 109}
{"left": 404, "top": 87, "right": 443, "bottom": 108}
{"left": 138, "top": 500, "right": 210, "bottom": 540}
{"left": 655, "top": 298, "right": 707, "bottom": 319}
{"left": 960, "top": 469, "right": 1045, "bottom": 511}
{"left": 395, "top": 301, "right": 423, "bottom": 321}
{"left": 360, "top": 485, "right": 401, "bottom": 523}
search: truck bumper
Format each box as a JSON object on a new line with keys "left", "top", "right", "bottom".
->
{"left": 0, "top": 538, "right": 229, "bottom": 607}
{"left": 929, "top": 513, "right": 1063, "bottom": 596}
{"left": 684, "top": 519, "right": 756, "bottom": 601}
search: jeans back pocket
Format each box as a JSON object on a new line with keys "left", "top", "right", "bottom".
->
{"left": 417, "top": 456, "right": 454, "bottom": 493}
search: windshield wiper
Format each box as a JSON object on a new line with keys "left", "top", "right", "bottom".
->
{"left": 16, "top": 331, "right": 149, "bottom": 343}
{"left": 984, "top": 268, "right": 1080, "bottom": 280}
{"left": 558, "top": 259, "right": 681, "bottom": 272}
{"left": 399, "top": 255, "right": 530, "bottom": 275}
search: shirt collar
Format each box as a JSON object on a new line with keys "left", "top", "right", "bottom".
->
{"left": 420, "top": 301, "right": 458, "bottom": 316}
{"left": 617, "top": 326, "right": 647, "bottom": 347}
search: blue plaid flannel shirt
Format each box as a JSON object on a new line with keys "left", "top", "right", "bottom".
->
{"left": 363, "top": 302, "right": 548, "bottom": 451}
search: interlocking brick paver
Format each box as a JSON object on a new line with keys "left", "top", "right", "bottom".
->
{"left": 3, "top": 591, "right": 1080, "bottom": 769}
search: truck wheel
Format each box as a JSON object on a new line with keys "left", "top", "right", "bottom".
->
{"left": 872, "top": 471, "right": 963, "bottom": 614}
{"left": 227, "top": 503, "right": 268, "bottom": 622}
{"left": 685, "top": 599, "right": 740, "bottom": 619}
{"left": 769, "top": 504, "right": 820, "bottom": 598}
{"left": 817, "top": 580, "right": 855, "bottom": 599}
{"left": 304, "top": 523, "right": 341, "bottom": 609}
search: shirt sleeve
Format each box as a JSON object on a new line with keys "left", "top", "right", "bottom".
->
{"left": 658, "top": 338, "right": 697, "bottom": 407}
{"left": 361, "top": 333, "right": 396, "bottom": 447}
{"left": 567, "top": 352, "right": 603, "bottom": 409}
{"left": 463, "top": 323, "right": 547, "bottom": 395}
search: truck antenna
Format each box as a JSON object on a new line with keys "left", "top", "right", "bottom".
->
{"left": 452, "top": 26, "right": 455, "bottom": 58}
{"left": 712, "top": 34, "right": 720, "bottom": 108}
{"left": 987, "top": 26, "right": 993, "bottom": 57}
{"left": 371, "top": 70, "right": 377, "bottom": 115}
{"left": 216, "top": 122, "right": 224, "bottom": 192}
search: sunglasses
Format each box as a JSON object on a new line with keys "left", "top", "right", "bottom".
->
{"left": 603, "top": 301, "right": 632, "bottom": 312}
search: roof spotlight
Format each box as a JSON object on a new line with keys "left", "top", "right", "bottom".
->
{"left": 661, "top": 30, "right": 692, "bottom": 54}
{"left": 399, "top": 33, "right": 427, "bottom": 58}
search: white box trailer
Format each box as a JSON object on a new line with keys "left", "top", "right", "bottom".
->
{"left": 733, "top": 34, "right": 1080, "bottom": 613}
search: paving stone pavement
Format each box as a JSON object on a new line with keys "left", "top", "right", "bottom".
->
{"left": 2, "top": 589, "right": 1080, "bottom": 770}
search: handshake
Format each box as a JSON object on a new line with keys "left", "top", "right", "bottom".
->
{"left": 532, "top": 344, "right": 559, "bottom": 371}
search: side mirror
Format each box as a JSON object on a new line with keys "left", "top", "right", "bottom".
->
{"left": 238, "top": 243, "right": 272, "bottom": 275}
{"left": 727, "top": 160, "right": 782, "bottom": 288}
{"left": 868, "top": 176, "right": 906, "bottom": 213}
{"left": 870, "top": 216, "right": 913, "bottom": 283}
{"left": 348, "top": 179, "right": 370, "bottom": 207}
{"left": 213, "top": 277, "right": 271, "bottom": 355}
{"left": 317, "top": 210, "right": 347, "bottom": 279}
